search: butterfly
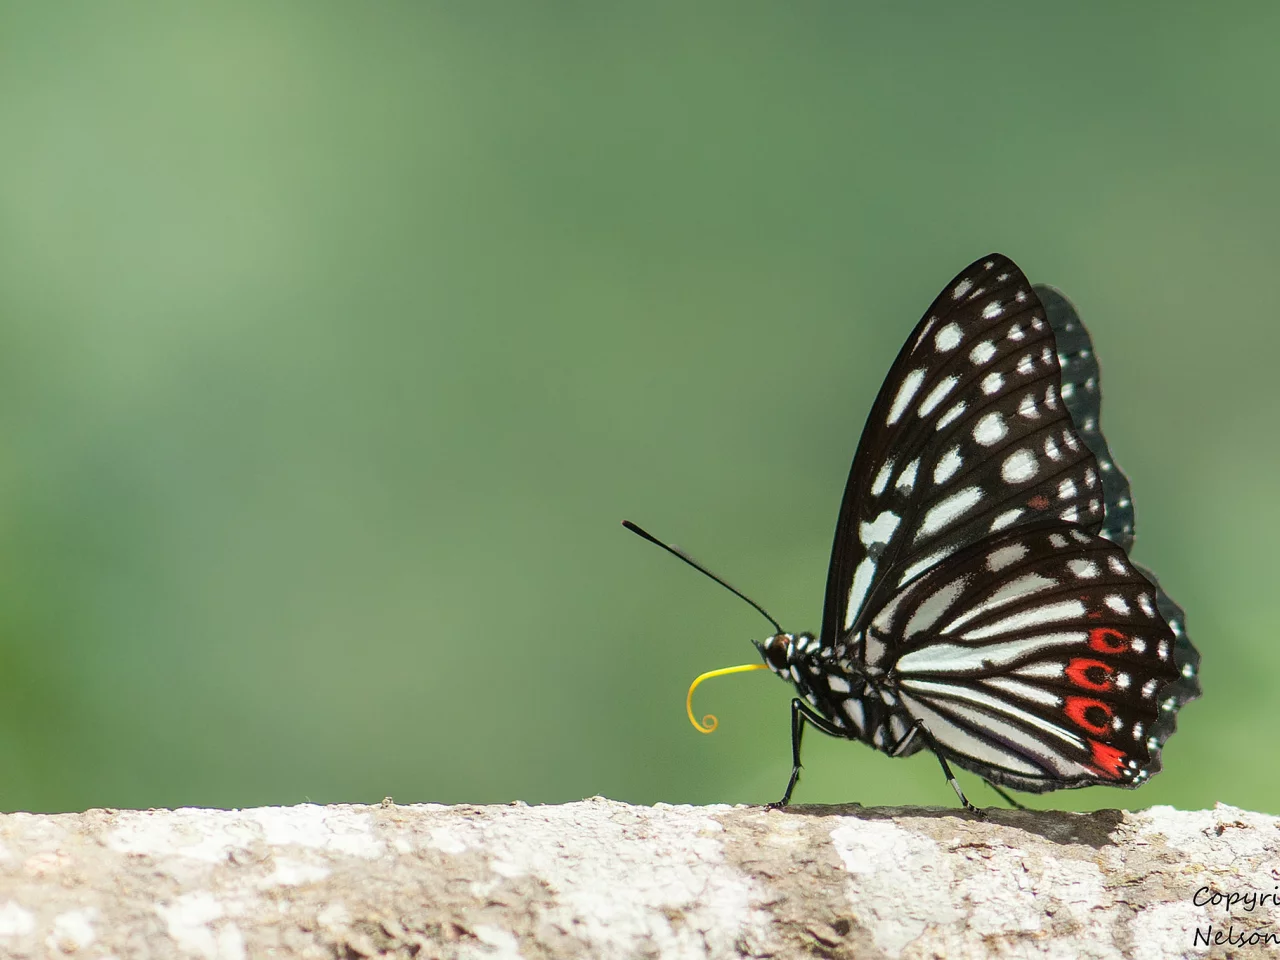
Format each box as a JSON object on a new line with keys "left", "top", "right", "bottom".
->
{"left": 627, "top": 254, "right": 1200, "bottom": 811}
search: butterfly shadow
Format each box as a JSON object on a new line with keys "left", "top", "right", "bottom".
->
{"left": 776, "top": 803, "right": 1126, "bottom": 849}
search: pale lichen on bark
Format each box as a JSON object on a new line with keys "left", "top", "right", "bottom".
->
{"left": 0, "top": 798, "right": 1272, "bottom": 958}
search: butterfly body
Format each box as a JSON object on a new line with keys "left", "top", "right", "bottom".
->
{"left": 750, "top": 254, "right": 1199, "bottom": 806}
{"left": 757, "top": 631, "right": 926, "bottom": 760}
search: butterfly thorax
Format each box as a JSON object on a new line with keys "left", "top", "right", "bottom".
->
{"left": 755, "top": 631, "right": 924, "bottom": 756}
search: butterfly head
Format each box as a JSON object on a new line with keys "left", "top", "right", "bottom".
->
{"left": 755, "top": 631, "right": 817, "bottom": 679}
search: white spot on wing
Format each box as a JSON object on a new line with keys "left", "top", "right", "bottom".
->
{"left": 917, "top": 486, "right": 983, "bottom": 538}
{"left": 860, "top": 511, "right": 901, "bottom": 547}
{"left": 935, "top": 401, "right": 967, "bottom": 431}
{"left": 1017, "top": 353, "right": 1034, "bottom": 375}
{"left": 982, "top": 301, "right": 1003, "bottom": 320}
{"left": 918, "top": 376, "right": 958, "bottom": 417}
{"left": 1105, "top": 595, "right": 1131, "bottom": 615}
{"left": 1067, "top": 558, "right": 1099, "bottom": 579}
{"left": 990, "top": 508, "right": 1023, "bottom": 531}
{"left": 986, "top": 542, "right": 1028, "bottom": 572}
{"left": 1001, "top": 449, "right": 1038, "bottom": 484}
{"left": 1058, "top": 478, "right": 1077, "bottom": 500}
{"left": 970, "top": 340, "right": 996, "bottom": 365}
{"left": 864, "top": 636, "right": 887, "bottom": 667}
{"left": 981, "top": 371, "right": 1004, "bottom": 395}
{"left": 887, "top": 368, "right": 926, "bottom": 425}
{"left": 871, "top": 460, "right": 894, "bottom": 497}
{"left": 952, "top": 278, "right": 973, "bottom": 300}
{"left": 1018, "top": 393, "right": 1039, "bottom": 419}
{"left": 973, "top": 412, "right": 1006, "bottom": 446}
{"left": 896, "top": 458, "right": 920, "bottom": 492}
{"left": 914, "top": 317, "right": 938, "bottom": 348}
{"left": 934, "top": 323, "right": 963, "bottom": 352}
{"left": 933, "top": 447, "right": 963, "bottom": 486}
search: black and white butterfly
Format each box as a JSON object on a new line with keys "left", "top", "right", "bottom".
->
{"left": 631, "top": 254, "right": 1199, "bottom": 810}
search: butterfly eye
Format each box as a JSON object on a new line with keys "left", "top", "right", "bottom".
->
{"left": 761, "top": 634, "right": 792, "bottom": 672}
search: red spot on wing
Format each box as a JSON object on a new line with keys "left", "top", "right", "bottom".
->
{"left": 1088, "top": 740, "right": 1127, "bottom": 779}
{"left": 1088, "top": 627, "right": 1128, "bottom": 653}
{"left": 1066, "top": 658, "right": 1115, "bottom": 692}
{"left": 1065, "top": 696, "right": 1112, "bottom": 735}
{"left": 1027, "top": 494, "right": 1050, "bottom": 510}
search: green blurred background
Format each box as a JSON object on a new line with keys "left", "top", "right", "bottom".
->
{"left": 0, "top": 4, "right": 1273, "bottom": 815}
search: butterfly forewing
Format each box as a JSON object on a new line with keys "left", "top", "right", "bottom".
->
{"left": 822, "top": 256, "right": 1107, "bottom": 647}
{"left": 871, "top": 521, "right": 1181, "bottom": 791}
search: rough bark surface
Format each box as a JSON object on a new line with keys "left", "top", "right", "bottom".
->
{"left": 0, "top": 798, "right": 1272, "bottom": 958}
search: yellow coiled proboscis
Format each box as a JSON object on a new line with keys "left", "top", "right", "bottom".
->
{"left": 685, "top": 663, "right": 769, "bottom": 733}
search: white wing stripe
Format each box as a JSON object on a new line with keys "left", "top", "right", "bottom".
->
{"left": 899, "top": 696, "right": 1042, "bottom": 776}
{"left": 896, "top": 631, "right": 1087, "bottom": 674}
{"left": 844, "top": 557, "right": 876, "bottom": 631}
{"left": 982, "top": 676, "right": 1062, "bottom": 708}
{"left": 896, "top": 545, "right": 957, "bottom": 587}
{"left": 941, "top": 572, "right": 1058, "bottom": 634}
{"left": 917, "top": 486, "right": 983, "bottom": 539}
{"left": 1013, "top": 660, "right": 1066, "bottom": 680}
{"left": 903, "top": 578, "right": 967, "bottom": 640}
{"left": 959, "top": 599, "right": 1087, "bottom": 641}
{"left": 886, "top": 368, "right": 926, "bottom": 425}
{"left": 900, "top": 678, "right": 1085, "bottom": 749}
{"left": 903, "top": 695, "right": 1096, "bottom": 780}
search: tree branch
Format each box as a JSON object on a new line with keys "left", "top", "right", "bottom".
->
{"left": 0, "top": 798, "right": 1268, "bottom": 958}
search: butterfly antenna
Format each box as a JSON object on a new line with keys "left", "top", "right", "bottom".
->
{"left": 621, "top": 520, "right": 783, "bottom": 634}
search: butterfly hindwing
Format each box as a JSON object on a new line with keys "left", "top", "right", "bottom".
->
{"left": 1133, "top": 562, "right": 1200, "bottom": 756}
{"left": 868, "top": 521, "right": 1181, "bottom": 791}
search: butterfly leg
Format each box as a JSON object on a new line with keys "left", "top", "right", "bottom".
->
{"left": 911, "top": 719, "right": 985, "bottom": 817}
{"left": 984, "top": 780, "right": 1029, "bottom": 810}
{"left": 768, "top": 698, "right": 843, "bottom": 810}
